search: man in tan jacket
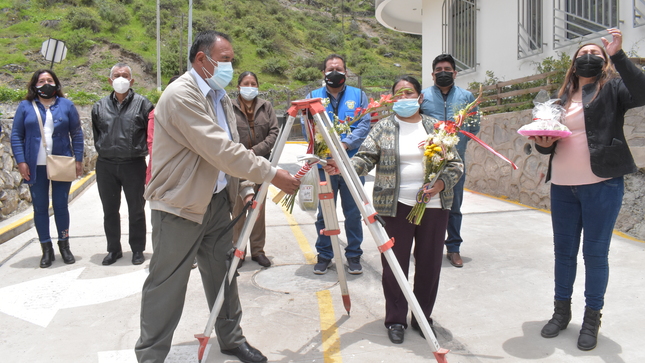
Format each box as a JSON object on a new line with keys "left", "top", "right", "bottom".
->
{"left": 135, "top": 31, "right": 299, "bottom": 363}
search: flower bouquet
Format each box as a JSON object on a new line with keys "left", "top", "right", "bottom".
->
{"left": 406, "top": 86, "right": 518, "bottom": 225}
{"left": 276, "top": 91, "right": 406, "bottom": 213}
{"left": 406, "top": 125, "right": 459, "bottom": 224}
{"left": 276, "top": 113, "right": 353, "bottom": 213}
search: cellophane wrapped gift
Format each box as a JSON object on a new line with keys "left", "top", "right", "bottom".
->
{"left": 518, "top": 89, "right": 571, "bottom": 137}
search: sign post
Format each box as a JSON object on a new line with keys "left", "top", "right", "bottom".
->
{"left": 40, "top": 38, "right": 67, "bottom": 69}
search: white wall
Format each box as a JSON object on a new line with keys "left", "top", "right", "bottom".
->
{"left": 418, "top": 0, "right": 645, "bottom": 90}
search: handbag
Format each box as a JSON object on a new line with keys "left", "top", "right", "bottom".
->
{"left": 32, "top": 101, "right": 77, "bottom": 182}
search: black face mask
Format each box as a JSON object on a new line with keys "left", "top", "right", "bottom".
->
{"left": 36, "top": 84, "right": 58, "bottom": 99}
{"left": 435, "top": 71, "right": 454, "bottom": 87}
{"left": 324, "top": 71, "right": 346, "bottom": 88}
{"left": 574, "top": 54, "right": 605, "bottom": 78}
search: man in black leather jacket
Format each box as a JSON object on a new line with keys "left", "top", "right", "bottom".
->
{"left": 91, "top": 63, "right": 154, "bottom": 266}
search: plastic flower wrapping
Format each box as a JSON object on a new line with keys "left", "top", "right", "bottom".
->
{"left": 277, "top": 90, "right": 409, "bottom": 214}
{"left": 518, "top": 89, "right": 571, "bottom": 136}
{"left": 406, "top": 125, "right": 459, "bottom": 225}
{"left": 407, "top": 85, "right": 519, "bottom": 225}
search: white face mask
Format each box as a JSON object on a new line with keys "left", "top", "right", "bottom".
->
{"left": 112, "top": 77, "right": 130, "bottom": 94}
{"left": 239, "top": 87, "right": 258, "bottom": 101}
{"left": 202, "top": 57, "right": 234, "bottom": 91}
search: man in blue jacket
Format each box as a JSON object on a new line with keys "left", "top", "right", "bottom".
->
{"left": 306, "top": 54, "right": 371, "bottom": 275}
{"left": 420, "top": 54, "right": 480, "bottom": 268}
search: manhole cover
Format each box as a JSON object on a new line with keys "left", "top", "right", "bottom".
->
{"left": 252, "top": 264, "right": 339, "bottom": 293}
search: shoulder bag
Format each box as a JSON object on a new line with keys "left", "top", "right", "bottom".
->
{"left": 32, "top": 101, "right": 77, "bottom": 182}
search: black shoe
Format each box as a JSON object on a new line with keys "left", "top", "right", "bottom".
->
{"left": 411, "top": 316, "right": 436, "bottom": 339}
{"left": 577, "top": 307, "right": 602, "bottom": 351}
{"left": 132, "top": 251, "right": 145, "bottom": 265}
{"left": 102, "top": 251, "right": 123, "bottom": 265}
{"left": 221, "top": 341, "right": 268, "bottom": 363}
{"left": 40, "top": 242, "right": 55, "bottom": 268}
{"left": 387, "top": 324, "right": 405, "bottom": 344}
{"left": 57, "top": 240, "right": 75, "bottom": 264}
{"left": 252, "top": 254, "right": 271, "bottom": 267}
{"left": 541, "top": 299, "right": 572, "bottom": 338}
{"left": 347, "top": 256, "right": 363, "bottom": 275}
{"left": 313, "top": 256, "right": 331, "bottom": 275}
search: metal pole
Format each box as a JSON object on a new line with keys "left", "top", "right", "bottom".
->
{"left": 156, "top": 0, "right": 161, "bottom": 91}
{"left": 179, "top": 14, "right": 184, "bottom": 74}
{"left": 50, "top": 41, "right": 58, "bottom": 70}
{"left": 187, "top": 0, "right": 193, "bottom": 71}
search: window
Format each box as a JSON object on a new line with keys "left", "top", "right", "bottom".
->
{"left": 553, "top": 0, "right": 618, "bottom": 48}
{"left": 635, "top": 0, "right": 645, "bottom": 27}
{"left": 518, "top": 0, "right": 543, "bottom": 59}
{"left": 442, "top": 0, "right": 477, "bottom": 73}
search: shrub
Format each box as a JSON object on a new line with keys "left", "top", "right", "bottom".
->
{"left": 66, "top": 90, "right": 101, "bottom": 106}
{"left": 66, "top": 30, "right": 94, "bottom": 57}
{"left": 256, "top": 47, "right": 269, "bottom": 58}
{"left": 99, "top": 1, "right": 131, "bottom": 32}
{"left": 66, "top": 8, "right": 102, "bottom": 33}
{"left": 0, "top": 86, "right": 26, "bottom": 102}
{"left": 292, "top": 67, "right": 320, "bottom": 82}
{"left": 261, "top": 58, "right": 290, "bottom": 76}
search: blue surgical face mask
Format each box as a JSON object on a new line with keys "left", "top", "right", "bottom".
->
{"left": 203, "top": 56, "right": 233, "bottom": 90}
{"left": 239, "top": 87, "right": 258, "bottom": 101}
{"left": 393, "top": 97, "right": 420, "bottom": 118}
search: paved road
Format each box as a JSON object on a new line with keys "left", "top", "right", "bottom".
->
{"left": 0, "top": 143, "right": 644, "bottom": 363}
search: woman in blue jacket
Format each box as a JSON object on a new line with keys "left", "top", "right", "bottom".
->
{"left": 11, "top": 69, "right": 84, "bottom": 268}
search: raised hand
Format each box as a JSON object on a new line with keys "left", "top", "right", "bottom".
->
{"left": 601, "top": 28, "right": 622, "bottom": 56}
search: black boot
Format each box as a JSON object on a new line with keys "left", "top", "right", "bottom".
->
{"left": 541, "top": 299, "right": 571, "bottom": 338}
{"left": 40, "top": 242, "right": 55, "bottom": 268}
{"left": 578, "top": 307, "right": 602, "bottom": 351}
{"left": 58, "top": 239, "right": 75, "bottom": 264}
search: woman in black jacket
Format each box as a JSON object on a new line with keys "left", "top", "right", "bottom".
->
{"left": 533, "top": 28, "right": 645, "bottom": 351}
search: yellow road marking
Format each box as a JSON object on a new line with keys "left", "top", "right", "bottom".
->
{"left": 317, "top": 290, "right": 342, "bottom": 363}
{"left": 465, "top": 188, "right": 644, "bottom": 243}
{"left": 0, "top": 171, "right": 96, "bottom": 238}
{"left": 268, "top": 186, "right": 316, "bottom": 264}
{"left": 268, "top": 186, "right": 341, "bottom": 362}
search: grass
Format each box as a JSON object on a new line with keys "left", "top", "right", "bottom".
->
{"left": 0, "top": 0, "right": 423, "bottom": 98}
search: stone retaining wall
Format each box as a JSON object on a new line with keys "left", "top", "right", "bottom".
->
{"left": 2, "top": 102, "right": 644, "bottom": 240}
{"left": 465, "top": 107, "right": 645, "bottom": 240}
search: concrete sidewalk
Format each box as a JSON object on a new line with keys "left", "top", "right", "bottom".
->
{"left": 0, "top": 142, "right": 644, "bottom": 363}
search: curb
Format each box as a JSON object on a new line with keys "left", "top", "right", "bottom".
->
{"left": 0, "top": 171, "right": 96, "bottom": 245}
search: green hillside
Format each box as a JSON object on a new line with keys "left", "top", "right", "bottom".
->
{"left": 0, "top": 0, "right": 422, "bottom": 106}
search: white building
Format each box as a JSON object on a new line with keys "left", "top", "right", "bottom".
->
{"left": 375, "top": 0, "right": 645, "bottom": 88}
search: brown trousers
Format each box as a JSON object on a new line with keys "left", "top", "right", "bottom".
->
{"left": 232, "top": 185, "right": 267, "bottom": 258}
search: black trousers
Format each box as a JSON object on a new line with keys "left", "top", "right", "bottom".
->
{"left": 96, "top": 158, "right": 147, "bottom": 253}
{"left": 381, "top": 203, "right": 449, "bottom": 327}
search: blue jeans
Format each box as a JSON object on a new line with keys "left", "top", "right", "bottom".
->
{"left": 445, "top": 172, "right": 465, "bottom": 253}
{"left": 314, "top": 169, "right": 364, "bottom": 260}
{"left": 29, "top": 165, "right": 71, "bottom": 243}
{"left": 550, "top": 177, "right": 624, "bottom": 310}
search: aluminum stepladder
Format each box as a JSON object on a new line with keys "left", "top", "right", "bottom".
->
{"left": 194, "top": 101, "right": 298, "bottom": 363}
{"left": 300, "top": 98, "right": 449, "bottom": 362}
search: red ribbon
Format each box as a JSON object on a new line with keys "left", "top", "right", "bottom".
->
{"left": 294, "top": 162, "right": 313, "bottom": 179}
{"left": 459, "top": 130, "right": 518, "bottom": 170}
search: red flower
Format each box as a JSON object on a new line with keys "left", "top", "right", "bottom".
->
{"left": 435, "top": 121, "right": 458, "bottom": 134}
